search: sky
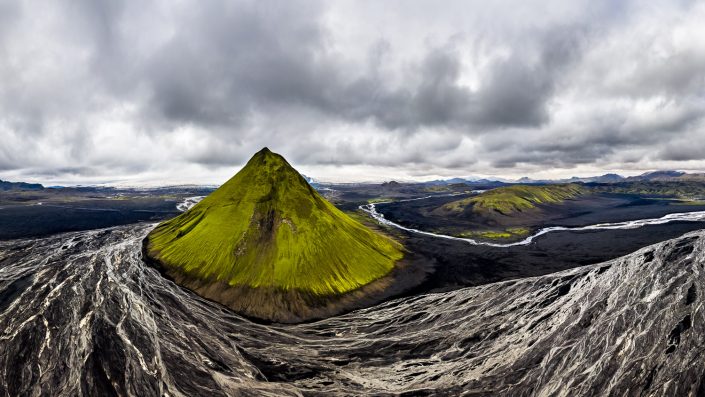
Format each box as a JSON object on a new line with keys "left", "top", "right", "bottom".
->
{"left": 1, "top": 0, "right": 704, "bottom": 185}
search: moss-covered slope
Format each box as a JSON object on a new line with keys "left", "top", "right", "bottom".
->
{"left": 442, "top": 184, "right": 586, "bottom": 216}
{"left": 144, "top": 148, "right": 405, "bottom": 321}
{"left": 595, "top": 181, "right": 705, "bottom": 199}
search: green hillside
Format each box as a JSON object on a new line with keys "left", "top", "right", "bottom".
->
{"left": 145, "top": 148, "right": 403, "bottom": 298}
{"left": 595, "top": 181, "right": 705, "bottom": 199}
{"left": 442, "top": 184, "right": 587, "bottom": 216}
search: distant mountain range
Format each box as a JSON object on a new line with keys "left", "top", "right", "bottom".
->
{"left": 424, "top": 170, "right": 705, "bottom": 186}
{"left": 3, "top": 170, "right": 704, "bottom": 192}
{"left": 423, "top": 177, "right": 509, "bottom": 186}
{"left": 0, "top": 179, "right": 44, "bottom": 191}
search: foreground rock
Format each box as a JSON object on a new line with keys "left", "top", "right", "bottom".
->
{"left": 143, "top": 148, "right": 420, "bottom": 323}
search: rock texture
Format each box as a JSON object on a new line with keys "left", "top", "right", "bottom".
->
{"left": 1, "top": 225, "right": 705, "bottom": 395}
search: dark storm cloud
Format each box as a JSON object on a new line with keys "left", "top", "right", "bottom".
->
{"left": 337, "top": 33, "right": 579, "bottom": 130}
{"left": 137, "top": 3, "right": 575, "bottom": 133}
{"left": 1, "top": 0, "right": 704, "bottom": 183}
{"left": 141, "top": 2, "right": 332, "bottom": 127}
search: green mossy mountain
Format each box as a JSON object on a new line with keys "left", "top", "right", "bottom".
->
{"left": 440, "top": 184, "right": 587, "bottom": 216}
{"left": 144, "top": 148, "right": 405, "bottom": 322}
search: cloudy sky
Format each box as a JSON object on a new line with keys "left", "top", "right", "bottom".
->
{"left": 1, "top": 0, "right": 704, "bottom": 185}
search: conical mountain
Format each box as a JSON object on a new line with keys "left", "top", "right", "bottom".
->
{"left": 144, "top": 148, "right": 405, "bottom": 322}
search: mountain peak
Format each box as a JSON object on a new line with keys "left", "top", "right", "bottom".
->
{"left": 243, "top": 147, "right": 297, "bottom": 177}
{"left": 253, "top": 146, "right": 273, "bottom": 156}
{"left": 249, "top": 146, "right": 282, "bottom": 163}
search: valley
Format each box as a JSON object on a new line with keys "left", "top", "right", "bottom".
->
{"left": 3, "top": 174, "right": 705, "bottom": 395}
{"left": 358, "top": 186, "right": 705, "bottom": 244}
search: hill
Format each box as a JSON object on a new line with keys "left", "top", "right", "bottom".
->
{"left": 440, "top": 183, "right": 587, "bottom": 216}
{"left": 144, "top": 148, "right": 406, "bottom": 322}
{"left": 593, "top": 180, "right": 705, "bottom": 199}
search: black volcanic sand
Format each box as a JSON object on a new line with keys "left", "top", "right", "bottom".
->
{"left": 0, "top": 199, "right": 180, "bottom": 240}
{"left": 367, "top": 192, "right": 705, "bottom": 293}
{"left": 391, "top": 221, "right": 705, "bottom": 294}
{"left": 325, "top": 181, "right": 497, "bottom": 204}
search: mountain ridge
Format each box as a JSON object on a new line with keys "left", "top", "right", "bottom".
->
{"left": 0, "top": 179, "right": 44, "bottom": 191}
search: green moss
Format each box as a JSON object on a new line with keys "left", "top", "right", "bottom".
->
{"left": 507, "top": 227, "right": 530, "bottom": 235}
{"left": 674, "top": 200, "right": 705, "bottom": 206}
{"left": 443, "top": 184, "right": 586, "bottom": 216}
{"left": 479, "top": 231, "right": 512, "bottom": 239}
{"left": 367, "top": 197, "right": 393, "bottom": 204}
{"left": 345, "top": 210, "right": 377, "bottom": 225}
{"left": 146, "top": 148, "right": 404, "bottom": 296}
{"left": 424, "top": 186, "right": 451, "bottom": 192}
{"left": 595, "top": 181, "right": 705, "bottom": 199}
{"left": 457, "top": 227, "right": 531, "bottom": 240}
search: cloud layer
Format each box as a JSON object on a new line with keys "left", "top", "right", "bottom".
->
{"left": 1, "top": 0, "right": 704, "bottom": 184}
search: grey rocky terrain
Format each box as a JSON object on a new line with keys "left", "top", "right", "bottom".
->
{"left": 0, "top": 224, "right": 703, "bottom": 395}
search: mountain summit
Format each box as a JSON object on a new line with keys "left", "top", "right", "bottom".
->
{"left": 144, "top": 148, "right": 405, "bottom": 322}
